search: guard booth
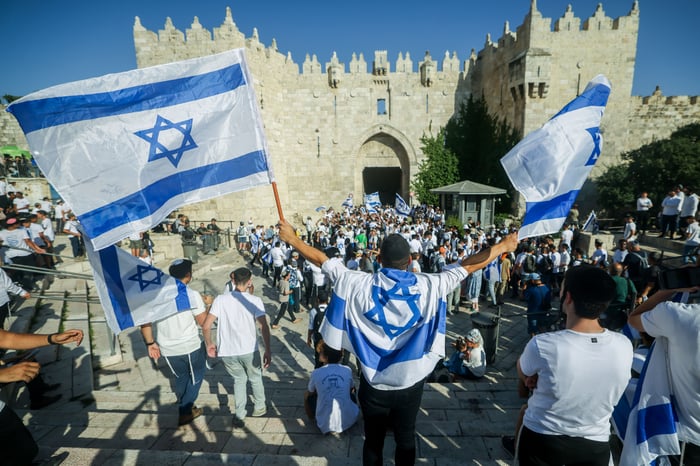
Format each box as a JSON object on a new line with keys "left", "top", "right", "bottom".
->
{"left": 431, "top": 180, "right": 506, "bottom": 227}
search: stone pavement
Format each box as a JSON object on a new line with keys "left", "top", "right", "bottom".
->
{"left": 10, "top": 234, "right": 539, "bottom": 465}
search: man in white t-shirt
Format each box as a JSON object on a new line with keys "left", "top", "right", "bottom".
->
{"left": 203, "top": 267, "right": 271, "bottom": 428}
{"left": 516, "top": 266, "right": 632, "bottom": 465}
{"left": 140, "top": 259, "right": 210, "bottom": 426}
{"left": 628, "top": 285, "right": 700, "bottom": 464}
{"left": 683, "top": 216, "right": 700, "bottom": 264}
{"left": 305, "top": 342, "right": 359, "bottom": 434}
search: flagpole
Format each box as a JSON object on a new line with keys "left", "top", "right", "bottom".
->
{"left": 272, "top": 181, "right": 285, "bottom": 221}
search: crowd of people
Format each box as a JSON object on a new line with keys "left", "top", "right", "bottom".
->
{"left": 1, "top": 191, "right": 698, "bottom": 465}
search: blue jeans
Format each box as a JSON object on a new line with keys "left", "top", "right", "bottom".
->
{"left": 683, "top": 244, "right": 698, "bottom": 264}
{"left": 164, "top": 343, "right": 206, "bottom": 416}
{"left": 222, "top": 352, "right": 266, "bottom": 419}
{"left": 443, "top": 351, "right": 479, "bottom": 379}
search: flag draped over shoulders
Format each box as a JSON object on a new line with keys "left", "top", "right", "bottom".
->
{"left": 613, "top": 338, "right": 680, "bottom": 466}
{"left": 320, "top": 259, "right": 468, "bottom": 390}
{"left": 84, "top": 233, "right": 200, "bottom": 334}
{"left": 500, "top": 75, "right": 611, "bottom": 240}
{"left": 7, "top": 48, "right": 273, "bottom": 250}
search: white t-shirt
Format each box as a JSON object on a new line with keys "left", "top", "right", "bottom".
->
{"left": 307, "top": 363, "right": 360, "bottom": 434}
{"left": 685, "top": 222, "right": 700, "bottom": 246}
{"left": 154, "top": 291, "right": 206, "bottom": 357}
{"left": 270, "top": 247, "right": 285, "bottom": 267}
{"left": 0, "top": 228, "right": 33, "bottom": 258}
{"left": 210, "top": 291, "right": 265, "bottom": 357}
{"left": 40, "top": 217, "right": 55, "bottom": 242}
{"left": 520, "top": 329, "right": 632, "bottom": 442}
{"left": 13, "top": 197, "right": 30, "bottom": 213}
{"left": 637, "top": 197, "right": 652, "bottom": 211}
{"left": 642, "top": 302, "right": 700, "bottom": 445}
{"left": 560, "top": 229, "right": 573, "bottom": 247}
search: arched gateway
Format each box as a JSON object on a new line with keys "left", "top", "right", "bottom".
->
{"left": 354, "top": 125, "right": 416, "bottom": 206}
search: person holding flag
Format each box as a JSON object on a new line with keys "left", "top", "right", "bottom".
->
{"left": 279, "top": 219, "right": 517, "bottom": 466}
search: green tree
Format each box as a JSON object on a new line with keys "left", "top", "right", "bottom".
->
{"left": 2, "top": 95, "right": 21, "bottom": 105}
{"left": 597, "top": 123, "right": 700, "bottom": 218}
{"left": 411, "top": 128, "right": 459, "bottom": 205}
{"left": 444, "top": 95, "right": 520, "bottom": 213}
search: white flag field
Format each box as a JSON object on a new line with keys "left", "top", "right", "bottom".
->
{"left": 500, "top": 74, "right": 611, "bottom": 240}
{"left": 7, "top": 48, "right": 274, "bottom": 251}
{"left": 84, "top": 233, "right": 201, "bottom": 334}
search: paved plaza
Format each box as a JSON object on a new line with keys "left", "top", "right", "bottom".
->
{"left": 7, "top": 231, "right": 637, "bottom": 465}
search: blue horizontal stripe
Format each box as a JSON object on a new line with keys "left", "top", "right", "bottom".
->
{"left": 80, "top": 150, "right": 269, "bottom": 239}
{"left": 8, "top": 63, "right": 245, "bottom": 134}
{"left": 98, "top": 246, "right": 134, "bottom": 330}
{"left": 636, "top": 403, "right": 677, "bottom": 443}
{"left": 522, "top": 190, "right": 580, "bottom": 228}
{"left": 174, "top": 280, "right": 191, "bottom": 312}
{"left": 551, "top": 82, "right": 610, "bottom": 120}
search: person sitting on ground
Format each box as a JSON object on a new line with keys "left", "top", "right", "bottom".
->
{"left": 443, "top": 328, "right": 486, "bottom": 380}
{"left": 304, "top": 341, "right": 360, "bottom": 435}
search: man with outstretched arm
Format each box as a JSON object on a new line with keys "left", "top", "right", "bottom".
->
{"left": 0, "top": 327, "right": 83, "bottom": 465}
{"left": 628, "top": 285, "right": 700, "bottom": 465}
{"left": 279, "top": 219, "right": 517, "bottom": 466}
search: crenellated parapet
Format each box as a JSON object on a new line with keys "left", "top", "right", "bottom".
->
{"left": 133, "top": 6, "right": 471, "bottom": 90}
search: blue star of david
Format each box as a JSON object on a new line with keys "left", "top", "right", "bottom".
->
{"left": 127, "top": 264, "right": 165, "bottom": 292}
{"left": 364, "top": 283, "right": 422, "bottom": 340}
{"left": 584, "top": 127, "right": 602, "bottom": 166}
{"left": 134, "top": 114, "right": 198, "bottom": 168}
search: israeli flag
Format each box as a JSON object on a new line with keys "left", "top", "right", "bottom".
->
{"left": 365, "top": 203, "right": 378, "bottom": 214}
{"left": 582, "top": 210, "right": 597, "bottom": 232}
{"left": 484, "top": 257, "right": 501, "bottom": 282}
{"left": 501, "top": 75, "right": 611, "bottom": 240}
{"left": 365, "top": 192, "right": 381, "bottom": 209}
{"left": 321, "top": 264, "right": 466, "bottom": 390}
{"left": 613, "top": 338, "right": 680, "bottom": 466}
{"left": 341, "top": 193, "right": 354, "bottom": 208}
{"left": 315, "top": 206, "right": 328, "bottom": 212}
{"left": 83, "top": 233, "right": 201, "bottom": 334}
{"left": 395, "top": 193, "right": 411, "bottom": 217}
{"left": 7, "top": 48, "right": 273, "bottom": 251}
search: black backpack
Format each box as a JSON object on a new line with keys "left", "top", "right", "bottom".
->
{"left": 538, "top": 255, "right": 554, "bottom": 274}
{"left": 523, "top": 254, "right": 537, "bottom": 273}
{"left": 312, "top": 304, "right": 328, "bottom": 346}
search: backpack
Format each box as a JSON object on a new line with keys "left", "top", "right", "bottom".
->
{"left": 523, "top": 254, "right": 537, "bottom": 273}
{"left": 311, "top": 304, "right": 328, "bottom": 346}
{"left": 537, "top": 255, "right": 553, "bottom": 274}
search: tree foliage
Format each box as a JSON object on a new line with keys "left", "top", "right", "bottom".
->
{"left": 411, "top": 128, "right": 459, "bottom": 205}
{"left": 597, "top": 123, "right": 700, "bottom": 218}
{"left": 444, "top": 95, "right": 520, "bottom": 213}
{"left": 2, "top": 95, "right": 21, "bottom": 105}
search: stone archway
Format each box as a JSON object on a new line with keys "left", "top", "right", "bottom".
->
{"left": 355, "top": 127, "right": 414, "bottom": 205}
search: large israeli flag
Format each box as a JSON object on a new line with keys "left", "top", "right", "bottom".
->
{"left": 613, "top": 338, "right": 680, "bottom": 466}
{"left": 320, "top": 260, "right": 467, "bottom": 390}
{"left": 501, "top": 75, "right": 610, "bottom": 240}
{"left": 7, "top": 48, "right": 273, "bottom": 250}
{"left": 84, "top": 235, "right": 201, "bottom": 334}
{"left": 395, "top": 193, "right": 411, "bottom": 217}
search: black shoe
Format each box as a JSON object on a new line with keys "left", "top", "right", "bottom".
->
{"left": 30, "top": 394, "right": 61, "bottom": 410}
{"left": 232, "top": 416, "right": 245, "bottom": 428}
{"left": 501, "top": 435, "right": 516, "bottom": 458}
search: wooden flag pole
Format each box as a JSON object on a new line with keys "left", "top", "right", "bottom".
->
{"left": 272, "top": 181, "right": 285, "bottom": 222}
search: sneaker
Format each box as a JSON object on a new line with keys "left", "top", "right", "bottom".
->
{"left": 252, "top": 407, "right": 267, "bottom": 417}
{"left": 232, "top": 416, "right": 245, "bottom": 428}
{"left": 501, "top": 435, "right": 516, "bottom": 458}
{"left": 178, "top": 406, "right": 203, "bottom": 426}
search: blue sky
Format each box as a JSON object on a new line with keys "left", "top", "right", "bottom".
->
{"left": 1, "top": 0, "right": 697, "bottom": 98}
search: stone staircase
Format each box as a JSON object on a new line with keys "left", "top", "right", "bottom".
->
{"left": 9, "top": 234, "right": 533, "bottom": 465}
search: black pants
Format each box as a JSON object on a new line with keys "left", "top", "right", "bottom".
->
{"left": 518, "top": 426, "right": 610, "bottom": 466}
{"left": 271, "top": 302, "right": 296, "bottom": 325}
{"left": 637, "top": 211, "right": 650, "bottom": 231}
{"left": 358, "top": 375, "right": 424, "bottom": 466}
{"left": 0, "top": 406, "right": 38, "bottom": 465}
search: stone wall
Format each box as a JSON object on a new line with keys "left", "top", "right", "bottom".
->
{"left": 3, "top": 2, "right": 699, "bottom": 227}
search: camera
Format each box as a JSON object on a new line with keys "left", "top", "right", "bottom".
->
{"left": 659, "top": 267, "right": 700, "bottom": 290}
